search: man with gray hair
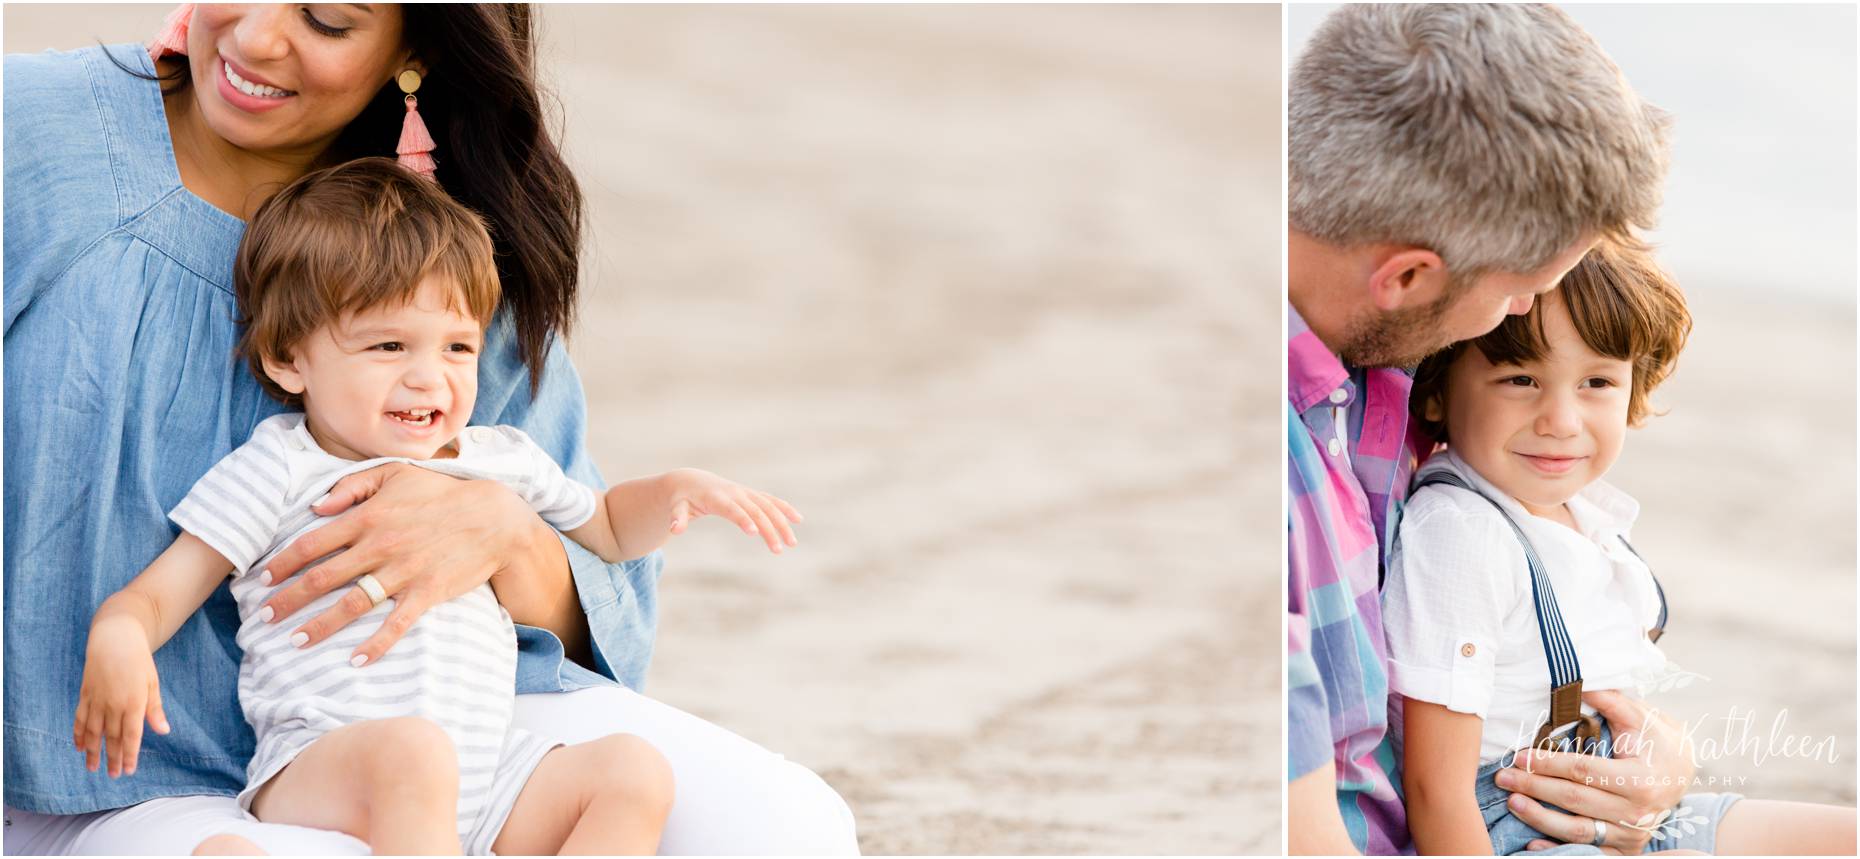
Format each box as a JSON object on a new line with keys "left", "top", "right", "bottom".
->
{"left": 1286, "top": 5, "right": 1693, "bottom": 854}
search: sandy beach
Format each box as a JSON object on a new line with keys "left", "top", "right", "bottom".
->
{"left": 546, "top": 7, "right": 1282, "bottom": 851}
{"left": 6, "top": 5, "right": 1281, "bottom": 853}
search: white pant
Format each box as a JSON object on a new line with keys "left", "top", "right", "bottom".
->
{"left": 4, "top": 685, "right": 859, "bottom": 855}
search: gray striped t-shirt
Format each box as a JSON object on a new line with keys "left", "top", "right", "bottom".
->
{"left": 167, "top": 413, "right": 598, "bottom": 842}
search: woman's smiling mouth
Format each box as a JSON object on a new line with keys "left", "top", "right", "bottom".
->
{"left": 215, "top": 57, "right": 297, "bottom": 113}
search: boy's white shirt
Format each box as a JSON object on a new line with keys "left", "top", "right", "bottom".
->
{"left": 1384, "top": 448, "right": 1671, "bottom": 762}
{"left": 164, "top": 412, "right": 595, "bottom": 826}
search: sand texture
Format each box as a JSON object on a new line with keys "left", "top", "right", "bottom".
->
{"left": 544, "top": 7, "right": 1281, "bottom": 852}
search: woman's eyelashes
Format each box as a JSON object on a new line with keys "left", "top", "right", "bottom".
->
{"left": 300, "top": 7, "right": 353, "bottom": 39}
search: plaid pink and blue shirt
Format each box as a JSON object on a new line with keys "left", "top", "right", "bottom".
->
{"left": 1286, "top": 304, "right": 1428, "bottom": 854}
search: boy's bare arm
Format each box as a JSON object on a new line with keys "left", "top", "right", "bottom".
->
{"left": 77, "top": 531, "right": 234, "bottom": 776}
{"left": 562, "top": 477, "right": 670, "bottom": 563}
{"left": 1401, "top": 696, "right": 1496, "bottom": 855}
{"left": 94, "top": 531, "right": 235, "bottom": 649}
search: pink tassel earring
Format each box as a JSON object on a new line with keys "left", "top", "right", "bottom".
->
{"left": 147, "top": 3, "right": 194, "bottom": 63}
{"left": 395, "top": 69, "right": 438, "bottom": 180}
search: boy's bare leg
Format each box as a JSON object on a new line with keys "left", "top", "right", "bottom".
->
{"left": 250, "top": 717, "right": 464, "bottom": 855}
{"left": 492, "top": 734, "right": 675, "bottom": 856}
{"left": 1712, "top": 799, "right": 1856, "bottom": 855}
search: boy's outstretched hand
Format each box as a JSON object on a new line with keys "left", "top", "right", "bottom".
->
{"left": 575, "top": 468, "right": 804, "bottom": 563}
{"left": 73, "top": 615, "right": 171, "bottom": 778}
{"left": 663, "top": 467, "right": 802, "bottom": 553}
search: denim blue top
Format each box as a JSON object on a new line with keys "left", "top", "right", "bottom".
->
{"left": 4, "top": 45, "right": 662, "bottom": 814}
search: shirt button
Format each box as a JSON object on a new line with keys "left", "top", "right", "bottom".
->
{"left": 471, "top": 426, "right": 493, "bottom": 444}
{"left": 1329, "top": 388, "right": 1348, "bottom": 405}
{"left": 1460, "top": 642, "right": 1477, "bottom": 658}
{"left": 289, "top": 435, "right": 305, "bottom": 452}
{"left": 1326, "top": 438, "right": 1342, "bottom": 457}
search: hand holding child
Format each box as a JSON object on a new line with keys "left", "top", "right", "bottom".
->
{"left": 259, "top": 463, "right": 550, "bottom": 658}
{"left": 73, "top": 613, "right": 171, "bottom": 778}
{"left": 1507, "top": 691, "right": 1694, "bottom": 853}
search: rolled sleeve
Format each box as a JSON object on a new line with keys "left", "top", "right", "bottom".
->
{"left": 1381, "top": 493, "right": 1519, "bottom": 718}
{"left": 560, "top": 533, "right": 662, "bottom": 688}
{"left": 1387, "top": 634, "right": 1496, "bottom": 718}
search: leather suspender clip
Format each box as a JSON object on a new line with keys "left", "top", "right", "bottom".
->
{"left": 1532, "top": 680, "right": 1601, "bottom": 753}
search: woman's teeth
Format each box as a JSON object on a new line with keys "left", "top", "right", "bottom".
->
{"left": 224, "top": 62, "right": 293, "bottom": 99}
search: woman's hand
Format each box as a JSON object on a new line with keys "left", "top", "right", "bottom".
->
{"left": 73, "top": 613, "right": 170, "bottom": 778}
{"left": 1500, "top": 691, "right": 1695, "bottom": 853}
{"left": 256, "top": 462, "right": 553, "bottom": 667}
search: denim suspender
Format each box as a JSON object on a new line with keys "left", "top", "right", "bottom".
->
{"left": 1411, "top": 472, "right": 1669, "bottom": 754}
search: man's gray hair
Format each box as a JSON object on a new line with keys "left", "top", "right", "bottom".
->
{"left": 1289, "top": 4, "right": 1671, "bottom": 277}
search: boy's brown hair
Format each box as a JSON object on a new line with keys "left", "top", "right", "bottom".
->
{"left": 1411, "top": 239, "right": 1692, "bottom": 442}
{"left": 233, "top": 158, "right": 501, "bottom": 407}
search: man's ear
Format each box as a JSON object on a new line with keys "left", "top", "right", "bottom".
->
{"left": 1365, "top": 247, "right": 1450, "bottom": 313}
{"left": 261, "top": 352, "right": 306, "bottom": 396}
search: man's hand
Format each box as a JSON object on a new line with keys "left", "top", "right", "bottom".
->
{"left": 1502, "top": 691, "right": 1694, "bottom": 853}
{"left": 256, "top": 463, "right": 548, "bottom": 667}
{"left": 73, "top": 613, "right": 171, "bottom": 778}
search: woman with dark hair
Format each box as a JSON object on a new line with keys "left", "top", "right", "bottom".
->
{"left": 2, "top": 5, "right": 856, "bottom": 854}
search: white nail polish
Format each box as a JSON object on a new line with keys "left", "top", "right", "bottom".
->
{"left": 350, "top": 654, "right": 368, "bottom": 668}
{"left": 290, "top": 631, "right": 309, "bottom": 648}
{"left": 313, "top": 492, "right": 332, "bottom": 508}
{"left": 258, "top": 568, "right": 273, "bottom": 586}
{"left": 258, "top": 606, "right": 275, "bottom": 623}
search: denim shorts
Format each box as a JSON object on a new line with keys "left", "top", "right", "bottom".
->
{"left": 1477, "top": 725, "right": 1744, "bottom": 855}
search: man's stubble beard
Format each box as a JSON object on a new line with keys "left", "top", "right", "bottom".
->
{"left": 1335, "top": 290, "right": 1459, "bottom": 369}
